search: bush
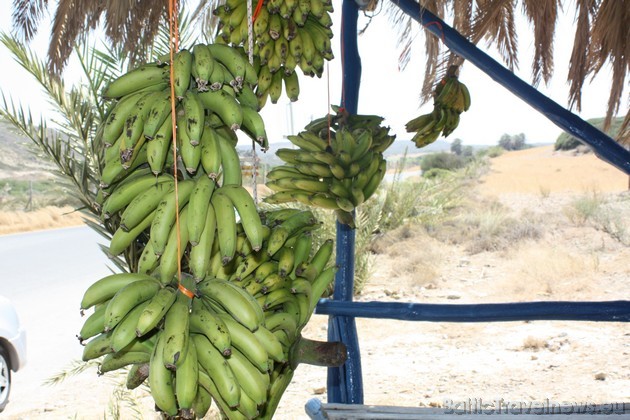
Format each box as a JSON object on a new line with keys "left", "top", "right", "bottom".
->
{"left": 420, "top": 152, "right": 465, "bottom": 172}
{"left": 422, "top": 168, "right": 451, "bottom": 179}
{"left": 485, "top": 146, "right": 504, "bottom": 158}
{"left": 554, "top": 117, "right": 624, "bottom": 151}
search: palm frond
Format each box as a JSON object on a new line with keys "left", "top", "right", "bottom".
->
{"left": 11, "top": 0, "right": 49, "bottom": 42}
{"left": 471, "top": 0, "right": 519, "bottom": 71}
{"left": 44, "top": 359, "right": 99, "bottom": 386}
{"left": 521, "top": 0, "right": 560, "bottom": 86}
{"left": 567, "top": 0, "right": 595, "bottom": 112}
{"left": 587, "top": 0, "right": 629, "bottom": 131}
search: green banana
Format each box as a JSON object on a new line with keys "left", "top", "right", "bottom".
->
{"left": 187, "top": 175, "right": 216, "bottom": 246}
{"left": 108, "top": 209, "right": 156, "bottom": 256}
{"left": 149, "top": 332, "right": 179, "bottom": 416}
{"left": 196, "top": 278, "right": 264, "bottom": 331}
{"left": 226, "top": 347, "right": 270, "bottom": 407}
{"left": 82, "top": 331, "right": 114, "bottom": 361}
{"left": 81, "top": 272, "right": 156, "bottom": 310}
{"left": 158, "top": 205, "right": 190, "bottom": 285}
{"left": 147, "top": 115, "right": 174, "bottom": 175}
{"left": 102, "top": 92, "right": 146, "bottom": 145}
{"left": 162, "top": 288, "right": 192, "bottom": 369}
{"left": 101, "top": 173, "right": 172, "bottom": 219}
{"left": 78, "top": 303, "right": 107, "bottom": 342}
{"left": 189, "top": 205, "right": 217, "bottom": 281}
{"left": 253, "top": 325, "right": 287, "bottom": 363}
{"left": 136, "top": 286, "right": 178, "bottom": 336}
{"left": 217, "top": 314, "right": 270, "bottom": 373}
{"left": 102, "top": 63, "right": 169, "bottom": 99}
{"left": 173, "top": 49, "right": 193, "bottom": 98}
{"left": 182, "top": 90, "right": 205, "bottom": 145}
{"left": 215, "top": 185, "right": 264, "bottom": 252}
{"left": 216, "top": 127, "right": 243, "bottom": 186}
{"left": 191, "top": 382, "right": 213, "bottom": 418}
{"left": 208, "top": 44, "right": 257, "bottom": 86}
{"left": 110, "top": 300, "right": 151, "bottom": 352}
{"left": 199, "top": 124, "right": 222, "bottom": 179}
{"left": 211, "top": 188, "right": 238, "bottom": 264}
{"left": 136, "top": 239, "right": 159, "bottom": 275}
{"left": 143, "top": 89, "right": 174, "bottom": 139}
{"left": 275, "top": 246, "right": 295, "bottom": 278}
{"left": 104, "top": 278, "right": 161, "bottom": 331}
{"left": 298, "top": 238, "right": 334, "bottom": 281}
{"left": 189, "top": 306, "right": 232, "bottom": 356}
{"left": 309, "top": 265, "right": 337, "bottom": 312}
{"left": 175, "top": 337, "right": 199, "bottom": 411}
{"left": 198, "top": 89, "right": 243, "bottom": 131}
{"left": 193, "top": 334, "right": 241, "bottom": 409}
{"left": 150, "top": 179, "right": 195, "bottom": 256}
{"left": 192, "top": 43, "right": 215, "bottom": 88}
{"left": 119, "top": 181, "right": 174, "bottom": 232}
{"left": 240, "top": 105, "right": 269, "bottom": 149}
{"left": 267, "top": 210, "right": 318, "bottom": 256}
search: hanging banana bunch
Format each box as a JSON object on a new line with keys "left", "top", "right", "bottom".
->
{"left": 214, "top": 0, "right": 334, "bottom": 106}
{"left": 405, "top": 65, "right": 471, "bottom": 148}
{"left": 83, "top": 44, "right": 345, "bottom": 419}
{"left": 264, "top": 106, "right": 395, "bottom": 228}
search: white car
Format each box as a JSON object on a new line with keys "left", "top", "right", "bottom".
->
{"left": 0, "top": 296, "right": 27, "bottom": 412}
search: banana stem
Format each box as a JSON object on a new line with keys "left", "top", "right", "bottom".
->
{"left": 289, "top": 336, "right": 347, "bottom": 369}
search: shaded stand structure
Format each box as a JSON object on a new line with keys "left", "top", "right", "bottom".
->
{"left": 316, "top": 0, "right": 630, "bottom": 411}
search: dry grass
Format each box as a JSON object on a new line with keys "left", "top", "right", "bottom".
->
{"left": 522, "top": 336, "right": 549, "bottom": 351}
{"left": 500, "top": 243, "right": 600, "bottom": 299}
{"left": 0, "top": 206, "right": 85, "bottom": 235}
{"left": 371, "top": 224, "right": 445, "bottom": 288}
{"left": 426, "top": 198, "right": 543, "bottom": 254}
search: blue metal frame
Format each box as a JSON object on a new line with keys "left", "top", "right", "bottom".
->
{"left": 326, "top": 0, "right": 364, "bottom": 405}
{"left": 323, "top": 0, "right": 630, "bottom": 406}
{"left": 317, "top": 300, "right": 630, "bottom": 322}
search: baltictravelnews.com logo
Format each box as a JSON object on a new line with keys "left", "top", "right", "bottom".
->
{"left": 443, "top": 398, "right": 628, "bottom": 415}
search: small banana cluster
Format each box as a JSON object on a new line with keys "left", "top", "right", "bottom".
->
{"left": 263, "top": 107, "right": 394, "bottom": 228}
{"left": 79, "top": 208, "right": 337, "bottom": 419}
{"left": 214, "top": 0, "right": 334, "bottom": 105}
{"left": 405, "top": 68, "right": 471, "bottom": 148}
{"left": 99, "top": 43, "right": 268, "bottom": 187}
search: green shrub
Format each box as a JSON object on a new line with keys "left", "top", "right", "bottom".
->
{"left": 485, "top": 146, "right": 504, "bottom": 158}
{"left": 423, "top": 168, "right": 451, "bottom": 179}
{"left": 420, "top": 152, "right": 465, "bottom": 172}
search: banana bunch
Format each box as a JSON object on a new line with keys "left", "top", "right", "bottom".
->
{"left": 405, "top": 66, "right": 471, "bottom": 148}
{"left": 78, "top": 207, "right": 337, "bottom": 419}
{"left": 213, "top": 0, "right": 334, "bottom": 106}
{"left": 263, "top": 107, "right": 394, "bottom": 228}
{"left": 99, "top": 43, "right": 268, "bottom": 182}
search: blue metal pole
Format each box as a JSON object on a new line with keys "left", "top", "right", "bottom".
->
{"left": 390, "top": 0, "right": 630, "bottom": 175}
{"left": 316, "top": 300, "right": 630, "bottom": 322}
{"left": 326, "top": 0, "right": 364, "bottom": 405}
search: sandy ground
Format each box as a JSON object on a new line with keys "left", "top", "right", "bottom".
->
{"left": 2, "top": 146, "right": 630, "bottom": 419}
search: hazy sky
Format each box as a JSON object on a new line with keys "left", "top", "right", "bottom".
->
{"left": 0, "top": 4, "right": 626, "bottom": 149}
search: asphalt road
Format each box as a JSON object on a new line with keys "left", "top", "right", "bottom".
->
{"left": 0, "top": 226, "right": 117, "bottom": 416}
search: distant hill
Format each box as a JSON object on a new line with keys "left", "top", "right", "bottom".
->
{"left": 0, "top": 119, "right": 56, "bottom": 180}
{"left": 237, "top": 137, "right": 454, "bottom": 168}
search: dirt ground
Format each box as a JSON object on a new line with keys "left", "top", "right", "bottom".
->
{"left": 2, "top": 146, "right": 629, "bottom": 419}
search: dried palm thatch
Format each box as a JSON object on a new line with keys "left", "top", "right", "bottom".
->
{"left": 9, "top": 0, "right": 629, "bottom": 135}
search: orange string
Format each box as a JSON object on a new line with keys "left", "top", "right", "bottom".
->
{"left": 168, "top": 0, "right": 194, "bottom": 299}
{"left": 253, "top": 0, "right": 265, "bottom": 22}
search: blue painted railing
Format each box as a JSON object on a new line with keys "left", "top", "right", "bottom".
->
{"left": 322, "top": 0, "right": 630, "bottom": 406}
